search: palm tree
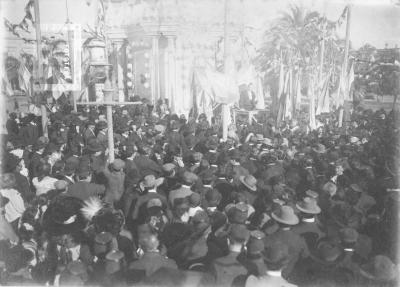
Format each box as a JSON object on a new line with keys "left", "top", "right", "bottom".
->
{"left": 257, "top": 5, "right": 343, "bottom": 116}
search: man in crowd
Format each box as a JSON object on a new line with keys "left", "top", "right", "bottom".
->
{"left": 0, "top": 100, "right": 398, "bottom": 287}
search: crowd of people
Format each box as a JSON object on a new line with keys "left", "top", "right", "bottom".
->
{"left": 0, "top": 98, "right": 399, "bottom": 286}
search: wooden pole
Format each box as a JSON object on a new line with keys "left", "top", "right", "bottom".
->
{"left": 318, "top": 21, "right": 326, "bottom": 83}
{"left": 33, "top": 0, "right": 47, "bottom": 137}
{"left": 67, "top": 26, "right": 78, "bottom": 112}
{"left": 339, "top": 5, "right": 352, "bottom": 128}
{"left": 103, "top": 66, "right": 115, "bottom": 163}
{"left": 222, "top": 0, "right": 230, "bottom": 141}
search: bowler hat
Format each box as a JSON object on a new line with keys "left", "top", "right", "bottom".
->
{"left": 271, "top": 205, "right": 299, "bottom": 225}
{"left": 247, "top": 230, "right": 265, "bottom": 255}
{"left": 339, "top": 227, "right": 359, "bottom": 244}
{"left": 77, "top": 165, "right": 91, "bottom": 178}
{"left": 263, "top": 242, "right": 290, "bottom": 267}
{"left": 87, "top": 140, "right": 103, "bottom": 152}
{"left": 205, "top": 189, "right": 222, "bottom": 207}
{"left": 227, "top": 203, "right": 248, "bottom": 224}
{"left": 96, "top": 121, "right": 108, "bottom": 130}
{"left": 296, "top": 197, "right": 321, "bottom": 214}
{"left": 228, "top": 224, "right": 250, "bottom": 243}
{"left": 313, "top": 239, "right": 343, "bottom": 263}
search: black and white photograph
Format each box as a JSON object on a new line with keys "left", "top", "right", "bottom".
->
{"left": 0, "top": 0, "right": 399, "bottom": 286}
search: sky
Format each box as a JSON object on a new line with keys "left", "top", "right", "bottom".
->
{"left": 1, "top": 0, "right": 400, "bottom": 49}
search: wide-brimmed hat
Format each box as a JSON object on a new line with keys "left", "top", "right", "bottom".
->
{"left": 239, "top": 175, "right": 257, "bottom": 192}
{"left": 141, "top": 174, "right": 161, "bottom": 188}
{"left": 162, "top": 163, "right": 176, "bottom": 177}
{"left": 271, "top": 205, "right": 299, "bottom": 225}
{"left": 313, "top": 239, "right": 343, "bottom": 263}
{"left": 312, "top": 143, "right": 326, "bottom": 154}
{"left": 263, "top": 138, "right": 273, "bottom": 146}
{"left": 360, "top": 255, "right": 398, "bottom": 281}
{"left": 305, "top": 190, "right": 319, "bottom": 199}
{"left": 296, "top": 197, "right": 321, "bottom": 214}
{"left": 42, "top": 195, "right": 86, "bottom": 236}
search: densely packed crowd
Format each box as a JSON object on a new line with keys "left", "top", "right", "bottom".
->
{"left": 0, "top": 98, "right": 399, "bottom": 286}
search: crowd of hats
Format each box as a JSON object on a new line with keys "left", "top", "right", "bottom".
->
{"left": 0, "top": 100, "right": 398, "bottom": 286}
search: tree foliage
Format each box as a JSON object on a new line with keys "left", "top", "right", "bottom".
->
{"left": 256, "top": 5, "right": 346, "bottom": 97}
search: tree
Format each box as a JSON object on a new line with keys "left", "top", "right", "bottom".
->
{"left": 256, "top": 5, "right": 346, "bottom": 116}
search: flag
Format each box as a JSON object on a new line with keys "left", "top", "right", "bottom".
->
{"left": 1, "top": 78, "right": 13, "bottom": 96}
{"left": 316, "top": 68, "right": 332, "bottom": 115}
{"left": 277, "top": 53, "right": 284, "bottom": 101}
{"left": 294, "top": 71, "right": 302, "bottom": 111}
{"left": 277, "top": 69, "right": 290, "bottom": 124}
{"left": 18, "top": 62, "right": 32, "bottom": 95}
{"left": 346, "top": 61, "right": 354, "bottom": 101}
{"left": 255, "top": 74, "right": 265, "bottom": 110}
{"left": 284, "top": 69, "right": 292, "bottom": 120}
{"left": 309, "top": 77, "right": 317, "bottom": 131}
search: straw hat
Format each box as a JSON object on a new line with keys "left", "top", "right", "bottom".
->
{"left": 239, "top": 175, "right": 257, "bottom": 191}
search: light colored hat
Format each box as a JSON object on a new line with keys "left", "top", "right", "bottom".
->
{"left": 296, "top": 197, "right": 321, "bottom": 214}
{"left": 271, "top": 205, "right": 299, "bottom": 225}
{"left": 239, "top": 175, "right": 257, "bottom": 192}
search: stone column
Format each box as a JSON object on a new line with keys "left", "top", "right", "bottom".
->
{"left": 111, "top": 40, "right": 125, "bottom": 102}
{"left": 151, "top": 36, "right": 159, "bottom": 104}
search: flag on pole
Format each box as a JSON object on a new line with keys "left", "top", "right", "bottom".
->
{"left": 284, "top": 69, "right": 292, "bottom": 120}
{"left": 309, "top": 77, "right": 317, "bottom": 131}
{"left": 1, "top": 78, "right": 13, "bottom": 96}
{"left": 18, "top": 62, "right": 32, "bottom": 96}
{"left": 278, "top": 52, "right": 284, "bottom": 101}
{"left": 294, "top": 71, "right": 302, "bottom": 111}
{"left": 346, "top": 60, "right": 354, "bottom": 101}
{"left": 316, "top": 68, "right": 332, "bottom": 115}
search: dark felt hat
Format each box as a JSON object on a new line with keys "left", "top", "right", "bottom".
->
{"left": 42, "top": 195, "right": 86, "bottom": 236}
{"left": 228, "top": 224, "right": 250, "bottom": 243}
